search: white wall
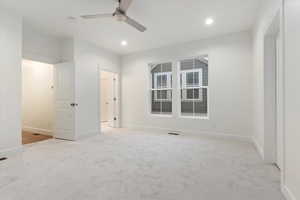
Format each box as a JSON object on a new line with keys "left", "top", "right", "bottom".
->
{"left": 0, "top": 7, "right": 22, "bottom": 154}
{"left": 121, "top": 31, "right": 253, "bottom": 139}
{"left": 23, "top": 23, "right": 62, "bottom": 64}
{"left": 283, "top": 0, "right": 300, "bottom": 199}
{"left": 61, "top": 38, "right": 74, "bottom": 62}
{"left": 73, "top": 39, "right": 121, "bottom": 139}
{"left": 22, "top": 60, "right": 54, "bottom": 135}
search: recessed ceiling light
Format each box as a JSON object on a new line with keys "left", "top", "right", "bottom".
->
{"left": 205, "top": 18, "right": 214, "bottom": 26}
{"left": 121, "top": 40, "right": 128, "bottom": 46}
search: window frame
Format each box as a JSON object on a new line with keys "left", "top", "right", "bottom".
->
{"left": 147, "top": 55, "right": 209, "bottom": 120}
{"left": 181, "top": 68, "right": 203, "bottom": 89}
{"left": 153, "top": 72, "right": 172, "bottom": 89}
{"left": 148, "top": 62, "right": 173, "bottom": 117}
{"left": 177, "top": 56, "right": 209, "bottom": 120}
{"left": 153, "top": 71, "right": 172, "bottom": 102}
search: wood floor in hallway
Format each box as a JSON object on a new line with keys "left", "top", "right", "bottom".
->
{"left": 22, "top": 131, "right": 52, "bottom": 145}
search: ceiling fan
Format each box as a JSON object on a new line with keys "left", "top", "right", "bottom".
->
{"left": 81, "top": 0, "right": 147, "bottom": 32}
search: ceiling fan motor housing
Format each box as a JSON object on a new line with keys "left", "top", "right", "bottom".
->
{"left": 114, "top": 8, "right": 127, "bottom": 21}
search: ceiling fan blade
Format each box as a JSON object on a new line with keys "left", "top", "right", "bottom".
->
{"left": 124, "top": 16, "right": 147, "bottom": 32}
{"left": 119, "top": 0, "right": 134, "bottom": 12}
{"left": 81, "top": 13, "right": 113, "bottom": 19}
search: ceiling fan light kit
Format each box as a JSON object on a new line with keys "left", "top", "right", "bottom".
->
{"left": 81, "top": 0, "right": 147, "bottom": 32}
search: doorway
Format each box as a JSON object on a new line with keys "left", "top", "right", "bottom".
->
{"left": 99, "top": 70, "right": 119, "bottom": 132}
{"left": 263, "top": 12, "right": 283, "bottom": 170}
{"left": 22, "top": 60, "right": 54, "bottom": 144}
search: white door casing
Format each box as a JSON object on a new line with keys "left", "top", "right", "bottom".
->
{"left": 110, "top": 73, "right": 120, "bottom": 128}
{"left": 100, "top": 78, "right": 109, "bottom": 122}
{"left": 107, "top": 76, "right": 115, "bottom": 127}
{"left": 54, "top": 62, "right": 76, "bottom": 140}
{"left": 276, "top": 33, "right": 283, "bottom": 170}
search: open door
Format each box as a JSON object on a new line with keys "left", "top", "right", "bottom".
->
{"left": 54, "top": 62, "right": 76, "bottom": 140}
{"left": 100, "top": 71, "right": 120, "bottom": 129}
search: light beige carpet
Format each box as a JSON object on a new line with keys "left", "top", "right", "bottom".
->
{"left": 0, "top": 128, "right": 284, "bottom": 200}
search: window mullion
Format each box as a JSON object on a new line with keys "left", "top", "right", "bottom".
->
{"left": 193, "top": 58, "right": 195, "bottom": 117}
{"left": 160, "top": 64, "right": 163, "bottom": 114}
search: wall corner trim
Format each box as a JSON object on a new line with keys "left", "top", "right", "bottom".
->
{"left": 282, "top": 185, "right": 297, "bottom": 200}
{"left": 252, "top": 137, "right": 264, "bottom": 160}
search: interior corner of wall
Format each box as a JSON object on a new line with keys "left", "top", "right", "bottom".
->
{"left": 282, "top": 184, "right": 297, "bottom": 200}
{"left": 252, "top": 136, "right": 264, "bottom": 159}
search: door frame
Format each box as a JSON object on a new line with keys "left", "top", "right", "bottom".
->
{"left": 98, "top": 68, "right": 121, "bottom": 131}
{"left": 21, "top": 59, "right": 56, "bottom": 142}
{"left": 263, "top": 9, "right": 285, "bottom": 186}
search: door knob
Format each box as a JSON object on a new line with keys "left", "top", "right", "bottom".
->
{"left": 70, "top": 103, "right": 78, "bottom": 107}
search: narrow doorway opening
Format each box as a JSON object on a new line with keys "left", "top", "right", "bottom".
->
{"left": 22, "top": 60, "right": 54, "bottom": 144}
{"left": 263, "top": 12, "right": 283, "bottom": 171}
{"left": 99, "top": 70, "right": 119, "bottom": 133}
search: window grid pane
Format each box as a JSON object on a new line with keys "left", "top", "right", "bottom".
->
{"left": 150, "top": 62, "right": 172, "bottom": 115}
{"left": 179, "top": 56, "right": 208, "bottom": 117}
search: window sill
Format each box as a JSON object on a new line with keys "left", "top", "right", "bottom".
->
{"left": 150, "top": 114, "right": 173, "bottom": 118}
{"left": 153, "top": 100, "right": 172, "bottom": 102}
{"left": 179, "top": 115, "right": 209, "bottom": 120}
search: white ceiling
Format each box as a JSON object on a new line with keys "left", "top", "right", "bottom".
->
{"left": 0, "top": 0, "right": 262, "bottom": 55}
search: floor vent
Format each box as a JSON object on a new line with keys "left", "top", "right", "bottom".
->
{"left": 33, "top": 133, "right": 41, "bottom": 136}
{"left": 0, "top": 157, "right": 7, "bottom": 161}
{"left": 168, "top": 132, "right": 180, "bottom": 136}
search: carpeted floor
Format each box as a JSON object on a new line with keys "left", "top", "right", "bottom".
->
{"left": 0, "top": 128, "right": 285, "bottom": 200}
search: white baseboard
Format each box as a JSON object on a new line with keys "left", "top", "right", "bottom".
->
{"left": 123, "top": 124, "right": 252, "bottom": 143}
{"left": 252, "top": 137, "right": 264, "bottom": 159}
{"left": 23, "top": 126, "right": 53, "bottom": 136}
{"left": 0, "top": 146, "right": 23, "bottom": 157}
{"left": 282, "top": 185, "right": 297, "bottom": 200}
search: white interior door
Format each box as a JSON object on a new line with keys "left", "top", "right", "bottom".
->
{"left": 54, "top": 62, "right": 76, "bottom": 140}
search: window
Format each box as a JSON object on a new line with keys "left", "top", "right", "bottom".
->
{"left": 148, "top": 56, "right": 208, "bottom": 118}
{"left": 150, "top": 63, "right": 172, "bottom": 115}
{"left": 179, "top": 56, "right": 208, "bottom": 118}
